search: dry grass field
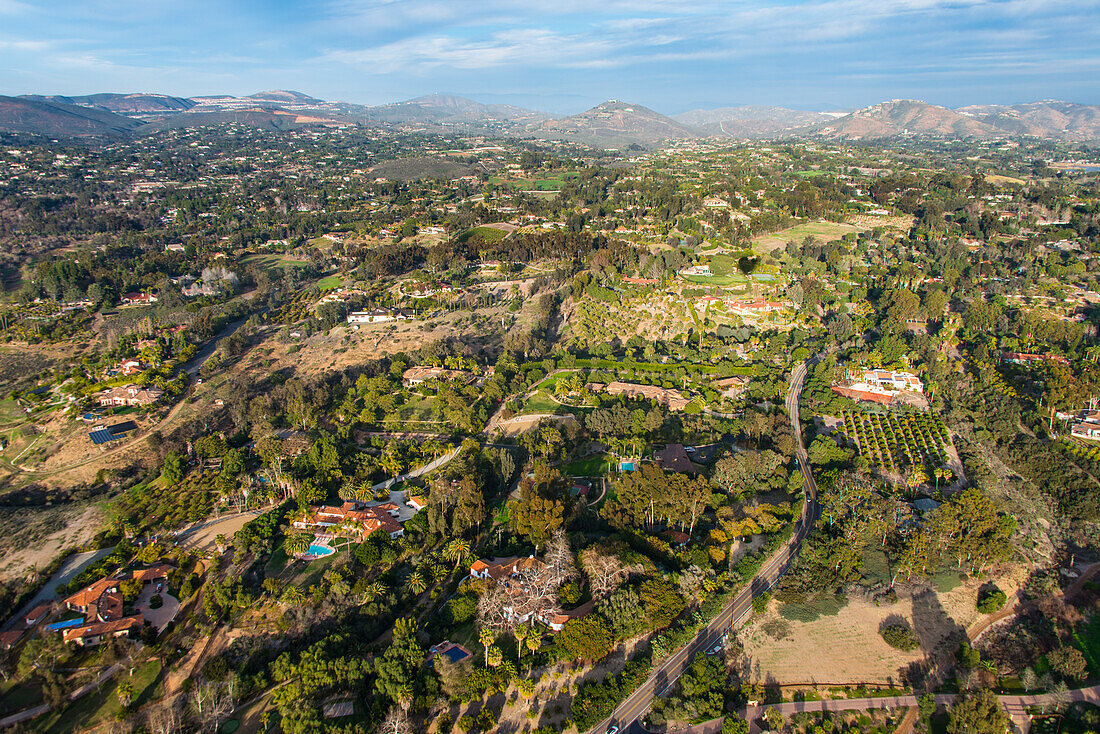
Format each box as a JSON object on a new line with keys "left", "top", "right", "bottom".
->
{"left": 740, "top": 565, "right": 1029, "bottom": 686}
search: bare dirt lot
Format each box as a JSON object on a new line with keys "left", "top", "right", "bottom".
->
{"left": 740, "top": 565, "right": 1028, "bottom": 686}
{"left": 0, "top": 503, "right": 103, "bottom": 580}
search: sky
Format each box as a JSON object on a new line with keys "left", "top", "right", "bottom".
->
{"left": 1, "top": 0, "right": 1098, "bottom": 114}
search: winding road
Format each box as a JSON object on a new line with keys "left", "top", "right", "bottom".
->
{"left": 591, "top": 361, "right": 819, "bottom": 734}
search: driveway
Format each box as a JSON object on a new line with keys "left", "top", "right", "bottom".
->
{"left": 134, "top": 581, "right": 180, "bottom": 632}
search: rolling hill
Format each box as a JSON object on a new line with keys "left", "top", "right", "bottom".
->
{"left": 675, "top": 105, "right": 833, "bottom": 138}
{"left": 21, "top": 93, "right": 195, "bottom": 116}
{"left": 0, "top": 96, "right": 141, "bottom": 137}
{"left": 956, "top": 101, "right": 1100, "bottom": 139}
{"left": 528, "top": 100, "right": 699, "bottom": 148}
{"left": 807, "top": 100, "right": 997, "bottom": 139}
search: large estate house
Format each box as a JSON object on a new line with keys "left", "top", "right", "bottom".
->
{"left": 293, "top": 501, "right": 404, "bottom": 540}
{"left": 60, "top": 564, "right": 170, "bottom": 646}
{"left": 402, "top": 366, "right": 471, "bottom": 388}
{"left": 587, "top": 381, "right": 690, "bottom": 411}
{"left": 97, "top": 384, "right": 164, "bottom": 407}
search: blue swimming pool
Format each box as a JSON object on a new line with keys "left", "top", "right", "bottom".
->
{"left": 308, "top": 543, "right": 334, "bottom": 557}
{"left": 45, "top": 617, "right": 85, "bottom": 631}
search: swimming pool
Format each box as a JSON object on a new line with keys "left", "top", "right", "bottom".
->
{"left": 308, "top": 543, "right": 335, "bottom": 557}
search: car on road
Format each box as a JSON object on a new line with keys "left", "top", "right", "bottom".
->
{"left": 607, "top": 727, "right": 619, "bottom": 734}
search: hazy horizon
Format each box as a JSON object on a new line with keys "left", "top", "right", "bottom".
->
{"left": 1, "top": 0, "right": 1098, "bottom": 115}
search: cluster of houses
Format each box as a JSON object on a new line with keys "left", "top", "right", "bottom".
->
{"left": 0, "top": 564, "right": 177, "bottom": 648}
{"left": 587, "top": 381, "right": 690, "bottom": 411}
{"left": 832, "top": 368, "right": 924, "bottom": 406}
{"left": 1000, "top": 351, "right": 1069, "bottom": 367}
{"left": 97, "top": 384, "right": 164, "bottom": 408}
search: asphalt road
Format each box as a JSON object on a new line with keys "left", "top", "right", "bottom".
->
{"left": 591, "top": 361, "right": 819, "bottom": 734}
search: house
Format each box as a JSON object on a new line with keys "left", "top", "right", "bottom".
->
{"left": 24, "top": 603, "right": 52, "bottom": 628}
{"left": 0, "top": 630, "right": 23, "bottom": 650}
{"left": 406, "top": 495, "right": 427, "bottom": 512}
{"left": 165, "top": 243, "right": 186, "bottom": 253}
{"left": 62, "top": 616, "right": 143, "bottom": 647}
{"left": 63, "top": 565, "right": 170, "bottom": 623}
{"left": 622, "top": 276, "right": 659, "bottom": 286}
{"left": 587, "top": 381, "right": 690, "bottom": 411}
{"left": 121, "top": 292, "right": 158, "bottom": 306}
{"left": 402, "top": 366, "right": 470, "bottom": 388}
{"left": 1071, "top": 409, "right": 1100, "bottom": 441}
{"left": 1000, "top": 351, "right": 1069, "bottom": 367}
{"left": 655, "top": 444, "right": 700, "bottom": 475}
{"left": 545, "top": 600, "right": 595, "bottom": 631}
{"left": 469, "top": 556, "right": 545, "bottom": 582}
{"left": 97, "top": 384, "right": 164, "bottom": 407}
{"left": 680, "top": 265, "right": 712, "bottom": 277}
{"left": 347, "top": 309, "right": 409, "bottom": 325}
{"left": 860, "top": 370, "right": 923, "bottom": 393}
{"left": 714, "top": 375, "right": 750, "bottom": 397}
{"left": 292, "top": 501, "right": 404, "bottom": 540}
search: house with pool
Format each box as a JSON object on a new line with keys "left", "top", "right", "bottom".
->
{"left": 292, "top": 501, "right": 405, "bottom": 542}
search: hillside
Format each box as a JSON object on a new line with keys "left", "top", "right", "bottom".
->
{"left": 0, "top": 96, "right": 140, "bottom": 137}
{"left": 675, "top": 105, "right": 832, "bottom": 138}
{"left": 808, "top": 100, "right": 997, "bottom": 139}
{"left": 22, "top": 93, "right": 195, "bottom": 116}
{"left": 529, "top": 100, "right": 699, "bottom": 148}
{"left": 136, "top": 107, "right": 340, "bottom": 133}
{"left": 361, "top": 94, "right": 546, "bottom": 125}
{"left": 246, "top": 90, "right": 324, "bottom": 104}
{"left": 956, "top": 101, "right": 1100, "bottom": 139}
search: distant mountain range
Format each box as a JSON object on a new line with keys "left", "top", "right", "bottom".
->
{"left": 2, "top": 90, "right": 1099, "bottom": 146}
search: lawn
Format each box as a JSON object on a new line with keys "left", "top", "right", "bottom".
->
{"left": 39, "top": 659, "right": 162, "bottom": 733}
{"left": 1072, "top": 614, "right": 1100, "bottom": 677}
{"left": 520, "top": 390, "right": 561, "bottom": 415}
{"left": 562, "top": 454, "right": 612, "bottom": 477}
{"left": 241, "top": 254, "right": 311, "bottom": 272}
{"left": 0, "top": 678, "right": 44, "bottom": 712}
{"left": 0, "top": 399, "right": 23, "bottom": 425}
{"left": 457, "top": 226, "right": 508, "bottom": 243}
{"left": 752, "top": 220, "right": 862, "bottom": 254}
{"left": 315, "top": 275, "right": 342, "bottom": 290}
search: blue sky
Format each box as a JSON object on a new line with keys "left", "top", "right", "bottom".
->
{"left": 1, "top": 0, "right": 1098, "bottom": 114}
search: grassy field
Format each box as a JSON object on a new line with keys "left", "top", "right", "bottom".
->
{"left": 0, "top": 399, "right": 23, "bottom": 426}
{"left": 488, "top": 172, "right": 578, "bottom": 191}
{"left": 39, "top": 659, "right": 162, "bottom": 733}
{"left": 752, "top": 220, "right": 862, "bottom": 254}
{"left": 241, "top": 254, "right": 311, "bottom": 271}
{"left": 457, "top": 226, "right": 508, "bottom": 243}
{"left": 563, "top": 454, "right": 612, "bottom": 476}
{"left": 315, "top": 275, "right": 342, "bottom": 290}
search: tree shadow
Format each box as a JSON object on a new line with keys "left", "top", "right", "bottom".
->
{"left": 901, "top": 586, "right": 967, "bottom": 691}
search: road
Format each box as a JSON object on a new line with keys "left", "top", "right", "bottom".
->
{"left": 592, "top": 361, "right": 819, "bottom": 734}
{"left": 742, "top": 685, "right": 1100, "bottom": 734}
{"left": 2, "top": 545, "right": 116, "bottom": 631}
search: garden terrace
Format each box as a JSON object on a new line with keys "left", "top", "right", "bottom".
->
{"left": 838, "top": 410, "right": 953, "bottom": 480}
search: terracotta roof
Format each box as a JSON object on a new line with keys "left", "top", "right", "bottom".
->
{"left": 63, "top": 615, "right": 142, "bottom": 643}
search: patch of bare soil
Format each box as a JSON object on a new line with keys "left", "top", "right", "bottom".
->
{"left": 0, "top": 503, "right": 103, "bottom": 580}
{"left": 740, "top": 565, "right": 1028, "bottom": 687}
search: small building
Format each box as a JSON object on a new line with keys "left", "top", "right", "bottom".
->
{"left": 0, "top": 629, "right": 24, "bottom": 650}
{"left": 62, "top": 616, "right": 143, "bottom": 647}
{"left": 24, "top": 603, "right": 52, "bottom": 628}
{"left": 1071, "top": 409, "right": 1100, "bottom": 441}
{"left": 406, "top": 495, "right": 427, "bottom": 512}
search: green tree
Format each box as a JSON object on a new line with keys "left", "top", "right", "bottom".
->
{"left": 946, "top": 690, "right": 1008, "bottom": 734}
{"left": 557, "top": 616, "right": 613, "bottom": 661}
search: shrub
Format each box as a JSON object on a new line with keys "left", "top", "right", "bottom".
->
{"left": 880, "top": 624, "right": 920, "bottom": 651}
{"left": 976, "top": 587, "right": 1007, "bottom": 614}
{"left": 149, "top": 594, "right": 163, "bottom": 609}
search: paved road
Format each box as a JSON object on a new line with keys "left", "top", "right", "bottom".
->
{"left": 591, "top": 361, "right": 819, "bottom": 734}
{"left": 181, "top": 315, "right": 250, "bottom": 377}
{"left": 371, "top": 446, "right": 461, "bottom": 492}
{"left": 3, "top": 546, "right": 116, "bottom": 631}
{"left": 742, "top": 685, "right": 1100, "bottom": 734}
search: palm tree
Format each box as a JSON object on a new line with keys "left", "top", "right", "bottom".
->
{"left": 443, "top": 539, "right": 470, "bottom": 568}
{"left": 281, "top": 586, "right": 307, "bottom": 607}
{"left": 525, "top": 633, "right": 540, "bottom": 661}
{"left": 359, "top": 581, "right": 386, "bottom": 604}
{"left": 406, "top": 569, "right": 427, "bottom": 595}
{"left": 514, "top": 625, "right": 529, "bottom": 666}
{"left": 485, "top": 645, "right": 502, "bottom": 669}
{"left": 285, "top": 533, "right": 311, "bottom": 556}
{"left": 479, "top": 627, "right": 495, "bottom": 653}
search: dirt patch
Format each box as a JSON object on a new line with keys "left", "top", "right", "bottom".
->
{"left": 740, "top": 565, "right": 1028, "bottom": 687}
{"left": 0, "top": 503, "right": 103, "bottom": 580}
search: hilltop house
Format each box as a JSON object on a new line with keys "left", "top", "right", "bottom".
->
{"left": 292, "top": 501, "right": 404, "bottom": 540}
{"left": 587, "top": 381, "right": 690, "bottom": 411}
{"left": 60, "top": 564, "right": 170, "bottom": 646}
{"left": 402, "top": 366, "right": 471, "bottom": 388}
{"left": 97, "top": 384, "right": 164, "bottom": 407}
{"left": 121, "top": 292, "right": 158, "bottom": 306}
